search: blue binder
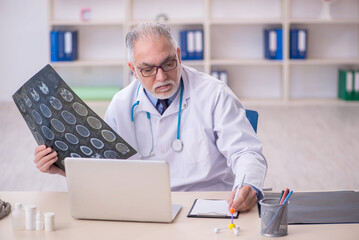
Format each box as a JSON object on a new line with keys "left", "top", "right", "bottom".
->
{"left": 51, "top": 30, "right": 78, "bottom": 62}
{"left": 194, "top": 30, "right": 204, "bottom": 60}
{"left": 264, "top": 29, "right": 282, "bottom": 60}
{"left": 290, "top": 29, "right": 307, "bottom": 59}
{"left": 50, "top": 31, "right": 59, "bottom": 62}
{"left": 57, "top": 31, "right": 65, "bottom": 61}
{"left": 180, "top": 30, "right": 204, "bottom": 60}
{"left": 186, "top": 31, "right": 195, "bottom": 60}
{"left": 63, "top": 31, "right": 78, "bottom": 61}
{"left": 180, "top": 30, "right": 189, "bottom": 60}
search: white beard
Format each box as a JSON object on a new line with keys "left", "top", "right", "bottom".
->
{"left": 150, "top": 79, "right": 179, "bottom": 99}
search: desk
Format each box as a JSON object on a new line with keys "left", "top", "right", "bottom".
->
{"left": 0, "top": 191, "right": 357, "bottom": 239}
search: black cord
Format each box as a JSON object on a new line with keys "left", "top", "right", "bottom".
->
{"left": 0, "top": 199, "right": 11, "bottom": 220}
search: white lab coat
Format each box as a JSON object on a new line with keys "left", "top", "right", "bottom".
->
{"left": 105, "top": 65, "right": 267, "bottom": 192}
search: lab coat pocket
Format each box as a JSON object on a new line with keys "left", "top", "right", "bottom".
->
{"left": 182, "top": 127, "right": 209, "bottom": 164}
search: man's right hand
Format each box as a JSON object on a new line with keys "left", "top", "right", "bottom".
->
{"left": 34, "top": 145, "right": 65, "bottom": 177}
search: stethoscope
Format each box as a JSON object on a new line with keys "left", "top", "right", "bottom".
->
{"left": 0, "top": 198, "right": 11, "bottom": 220}
{"left": 131, "top": 80, "right": 184, "bottom": 157}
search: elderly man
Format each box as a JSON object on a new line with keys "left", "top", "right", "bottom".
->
{"left": 34, "top": 22, "right": 267, "bottom": 212}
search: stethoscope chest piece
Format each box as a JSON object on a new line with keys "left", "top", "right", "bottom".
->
{"left": 172, "top": 139, "right": 183, "bottom": 152}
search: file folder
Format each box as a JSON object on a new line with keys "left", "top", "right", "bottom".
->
{"left": 50, "top": 31, "right": 59, "bottom": 62}
{"left": 187, "top": 31, "right": 195, "bottom": 60}
{"left": 63, "top": 31, "right": 78, "bottom": 61}
{"left": 354, "top": 70, "right": 359, "bottom": 100}
{"left": 180, "top": 30, "right": 204, "bottom": 60}
{"left": 179, "top": 30, "right": 188, "bottom": 60}
{"left": 264, "top": 29, "right": 282, "bottom": 60}
{"left": 211, "top": 71, "right": 228, "bottom": 85}
{"left": 58, "top": 31, "right": 65, "bottom": 60}
{"left": 50, "top": 30, "right": 78, "bottom": 62}
{"left": 219, "top": 71, "right": 228, "bottom": 85}
{"left": 338, "top": 69, "right": 354, "bottom": 101}
{"left": 290, "top": 29, "right": 307, "bottom": 59}
{"left": 194, "top": 30, "right": 204, "bottom": 60}
{"left": 263, "top": 191, "right": 359, "bottom": 224}
{"left": 211, "top": 71, "right": 219, "bottom": 79}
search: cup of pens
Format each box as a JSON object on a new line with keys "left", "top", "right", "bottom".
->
{"left": 259, "top": 198, "right": 288, "bottom": 237}
{"left": 259, "top": 189, "right": 293, "bottom": 237}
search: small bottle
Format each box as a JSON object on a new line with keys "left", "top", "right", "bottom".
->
{"left": 36, "top": 210, "right": 44, "bottom": 231}
{"left": 12, "top": 202, "right": 25, "bottom": 230}
{"left": 44, "top": 212, "right": 55, "bottom": 231}
{"left": 25, "top": 204, "right": 37, "bottom": 230}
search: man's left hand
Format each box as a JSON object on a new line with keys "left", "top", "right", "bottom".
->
{"left": 227, "top": 185, "right": 257, "bottom": 212}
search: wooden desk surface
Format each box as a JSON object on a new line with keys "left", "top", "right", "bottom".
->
{"left": 0, "top": 191, "right": 358, "bottom": 240}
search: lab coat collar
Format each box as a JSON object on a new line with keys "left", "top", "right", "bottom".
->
{"left": 135, "top": 84, "right": 160, "bottom": 116}
{"left": 134, "top": 65, "right": 190, "bottom": 118}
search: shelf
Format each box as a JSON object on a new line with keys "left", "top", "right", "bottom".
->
{"left": 48, "top": 0, "right": 359, "bottom": 103}
{"left": 182, "top": 60, "right": 205, "bottom": 66}
{"left": 130, "top": 19, "right": 204, "bottom": 26}
{"left": 211, "top": 59, "right": 283, "bottom": 66}
{"left": 210, "top": 19, "right": 283, "bottom": 25}
{"left": 289, "top": 59, "right": 359, "bottom": 65}
{"left": 51, "top": 60, "right": 125, "bottom": 67}
{"left": 243, "top": 98, "right": 359, "bottom": 106}
{"left": 50, "top": 20, "right": 125, "bottom": 26}
{"left": 289, "top": 19, "right": 359, "bottom": 25}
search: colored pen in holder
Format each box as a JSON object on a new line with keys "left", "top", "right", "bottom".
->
{"left": 259, "top": 189, "right": 293, "bottom": 237}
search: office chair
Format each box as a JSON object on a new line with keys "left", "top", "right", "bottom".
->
{"left": 245, "top": 109, "right": 258, "bottom": 133}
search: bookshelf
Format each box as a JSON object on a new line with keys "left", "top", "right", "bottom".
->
{"left": 48, "top": 0, "right": 359, "bottom": 102}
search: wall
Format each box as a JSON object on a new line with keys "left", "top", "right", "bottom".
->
{"left": 0, "top": 0, "right": 48, "bottom": 102}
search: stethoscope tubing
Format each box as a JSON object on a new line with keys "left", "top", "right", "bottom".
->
{"left": 130, "top": 80, "right": 184, "bottom": 157}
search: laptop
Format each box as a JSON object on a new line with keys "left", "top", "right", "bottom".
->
{"left": 64, "top": 158, "right": 182, "bottom": 223}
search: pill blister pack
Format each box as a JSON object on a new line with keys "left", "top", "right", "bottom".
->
{"left": 12, "top": 64, "right": 136, "bottom": 171}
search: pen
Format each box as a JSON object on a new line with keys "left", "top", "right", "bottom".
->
{"left": 229, "top": 174, "right": 246, "bottom": 223}
{"left": 281, "top": 190, "right": 293, "bottom": 206}
{"left": 230, "top": 174, "right": 246, "bottom": 212}
{"left": 233, "top": 174, "right": 246, "bottom": 205}
{"left": 266, "top": 190, "right": 294, "bottom": 232}
{"left": 280, "top": 188, "right": 289, "bottom": 205}
{"left": 278, "top": 190, "right": 284, "bottom": 204}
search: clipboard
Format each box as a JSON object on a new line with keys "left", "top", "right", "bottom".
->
{"left": 187, "top": 199, "right": 239, "bottom": 219}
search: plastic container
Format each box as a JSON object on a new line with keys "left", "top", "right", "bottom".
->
{"left": 12, "top": 202, "right": 25, "bottom": 230}
{"left": 36, "top": 210, "right": 44, "bottom": 231}
{"left": 44, "top": 212, "right": 55, "bottom": 231}
{"left": 25, "top": 204, "right": 37, "bottom": 230}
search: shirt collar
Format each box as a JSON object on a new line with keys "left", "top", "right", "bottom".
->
{"left": 144, "top": 77, "right": 183, "bottom": 107}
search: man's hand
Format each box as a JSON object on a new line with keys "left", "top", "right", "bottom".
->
{"left": 227, "top": 185, "right": 257, "bottom": 212}
{"left": 34, "top": 145, "right": 65, "bottom": 177}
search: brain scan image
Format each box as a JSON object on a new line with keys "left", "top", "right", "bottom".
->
{"left": 37, "top": 81, "right": 49, "bottom": 95}
{"left": 29, "top": 88, "right": 40, "bottom": 101}
{"left": 12, "top": 64, "right": 136, "bottom": 172}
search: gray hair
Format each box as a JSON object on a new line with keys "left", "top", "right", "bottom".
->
{"left": 126, "top": 22, "right": 178, "bottom": 62}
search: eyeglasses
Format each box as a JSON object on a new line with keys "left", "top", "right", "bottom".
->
{"left": 137, "top": 59, "right": 178, "bottom": 77}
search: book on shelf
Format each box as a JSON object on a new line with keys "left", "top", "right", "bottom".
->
{"left": 50, "top": 30, "right": 78, "bottom": 62}
{"left": 264, "top": 29, "right": 282, "bottom": 60}
{"left": 211, "top": 70, "right": 228, "bottom": 85}
{"left": 50, "top": 31, "right": 59, "bottom": 62}
{"left": 338, "top": 69, "right": 359, "bottom": 101}
{"left": 355, "top": 71, "right": 359, "bottom": 100}
{"left": 290, "top": 29, "right": 307, "bottom": 59}
{"left": 179, "top": 30, "right": 204, "bottom": 61}
{"left": 64, "top": 31, "right": 78, "bottom": 61}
